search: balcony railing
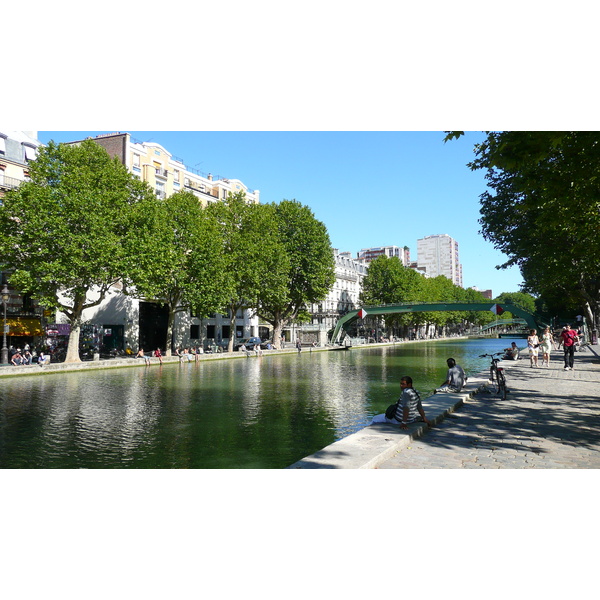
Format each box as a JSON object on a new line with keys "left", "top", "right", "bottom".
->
{"left": 0, "top": 175, "right": 24, "bottom": 190}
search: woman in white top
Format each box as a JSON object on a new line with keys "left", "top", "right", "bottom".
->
{"left": 540, "top": 327, "right": 553, "bottom": 367}
{"left": 527, "top": 329, "right": 540, "bottom": 368}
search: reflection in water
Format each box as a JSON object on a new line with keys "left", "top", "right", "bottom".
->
{"left": 0, "top": 338, "right": 509, "bottom": 468}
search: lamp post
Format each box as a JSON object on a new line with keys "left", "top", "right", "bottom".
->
{"left": 1, "top": 283, "right": 9, "bottom": 365}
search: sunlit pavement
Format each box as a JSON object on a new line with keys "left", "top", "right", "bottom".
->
{"left": 377, "top": 346, "right": 600, "bottom": 469}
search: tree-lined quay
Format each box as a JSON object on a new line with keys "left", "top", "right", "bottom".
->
{"left": 0, "top": 141, "right": 335, "bottom": 362}
{"left": 2, "top": 132, "right": 597, "bottom": 368}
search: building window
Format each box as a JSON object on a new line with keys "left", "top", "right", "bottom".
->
{"left": 0, "top": 135, "right": 6, "bottom": 155}
{"left": 23, "top": 144, "right": 37, "bottom": 161}
{"left": 190, "top": 324, "right": 200, "bottom": 339}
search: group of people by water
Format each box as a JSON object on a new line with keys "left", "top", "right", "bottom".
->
{"left": 525, "top": 324, "right": 582, "bottom": 370}
{"left": 371, "top": 320, "right": 586, "bottom": 429}
{"left": 371, "top": 356, "right": 465, "bottom": 429}
{"left": 6, "top": 344, "right": 51, "bottom": 366}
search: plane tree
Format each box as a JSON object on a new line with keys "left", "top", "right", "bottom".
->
{"left": 206, "top": 192, "right": 289, "bottom": 352}
{"left": 255, "top": 200, "right": 336, "bottom": 348}
{"left": 130, "top": 190, "right": 229, "bottom": 355}
{"left": 447, "top": 131, "right": 600, "bottom": 331}
{"left": 359, "top": 255, "right": 425, "bottom": 336}
{"left": 0, "top": 139, "right": 157, "bottom": 363}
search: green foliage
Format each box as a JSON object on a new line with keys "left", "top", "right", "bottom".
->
{"left": 0, "top": 139, "right": 157, "bottom": 362}
{"left": 360, "top": 256, "right": 424, "bottom": 306}
{"left": 494, "top": 291, "right": 536, "bottom": 318}
{"left": 255, "top": 199, "right": 335, "bottom": 346}
{"left": 359, "top": 256, "right": 507, "bottom": 330}
{"left": 207, "top": 191, "right": 290, "bottom": 351}
{"left": 132, "top": 190, "right": 229, "bottom": 352}
{"left": 467, "top": 131, "right": 600, "bottom": 326}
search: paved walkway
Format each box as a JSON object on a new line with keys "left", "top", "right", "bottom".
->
{"left": 377, "top": 346, "right": 600, "bottom": 469}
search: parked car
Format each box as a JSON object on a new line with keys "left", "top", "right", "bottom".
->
{"left": 234, "top": 337, "right": 262, "bottom": 351}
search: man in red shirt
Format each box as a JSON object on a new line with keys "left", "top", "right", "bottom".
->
{"left": 560, "top": 324, "right": 579, "bottom": 371}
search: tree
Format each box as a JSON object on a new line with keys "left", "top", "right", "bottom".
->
{"left": 448, "top": 131, "right": 600, "bottom": 330}
{"left": 255, "top": 200, "right": 335, "bottom": 348}
{"left": 360, "top": 256, "right": 426, "bottom": 336}
{"left": 131, "top": 190, "right": 229, "bottom": 355}
{"left": 0, "top": 140, "right": 156, "bottom": 363}
{"left": 207, "top": 192, "right": 289, "bottom": 352}
{"left": 360, "top": 256, "right": 424, "bottom": 305}
{"left": 494, "top": 291, "right": 537, "bottom": 320}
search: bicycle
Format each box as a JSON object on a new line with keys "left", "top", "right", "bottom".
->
{"left": 479, "top": 352, "right": 507, "bottom": 400}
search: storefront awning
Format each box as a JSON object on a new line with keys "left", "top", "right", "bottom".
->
{"left": 5, "top": 317, "right": 44, "bottom": 336}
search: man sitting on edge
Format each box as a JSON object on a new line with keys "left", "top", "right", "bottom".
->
{"left": 435, "top": 357, "right": 466, "bottom": 393}
{"left": 503, "top": 342, "right": 520, "bottom": 361}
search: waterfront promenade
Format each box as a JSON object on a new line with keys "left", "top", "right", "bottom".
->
{"left": 290, "top": 345, "right": 600, "bottom": 468}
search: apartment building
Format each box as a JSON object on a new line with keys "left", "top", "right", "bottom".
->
{"left": 356, "top": 245, "right": 410, "bottom": 266}
{"left": 69, "top": 132, "right": 260, "bottom": 206}
{"left": 0, "top": 131, "right": 46, "bottom": 349}
{"left": 0, "top": 130, "right": 41, "bottom": 199}
{"left": 470, "top": 286, "right": 493, "bottom": 299}
{"left": 51, "top": 132, "right": 262, "bottom": 352}
{"left": 302, "top": 250, "right": 368, "bottom": 345}
{"left": 416, "top": 234, "right": 463, "bottom": 287}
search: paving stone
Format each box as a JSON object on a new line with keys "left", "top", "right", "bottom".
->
{"left": 376, "top": 346, "right": 600, "bottom": 470}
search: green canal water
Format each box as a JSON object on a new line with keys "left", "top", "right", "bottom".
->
{"left": 0, "top": 338, "right": 511, "bottom": 468}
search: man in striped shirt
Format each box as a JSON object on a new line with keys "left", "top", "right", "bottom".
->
{"left": 372, "top": 376, "right": 432, "bottom": 429}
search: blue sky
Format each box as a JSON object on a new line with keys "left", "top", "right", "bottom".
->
{"left": 38, "top": 130, "right": 522, "bottom": 294}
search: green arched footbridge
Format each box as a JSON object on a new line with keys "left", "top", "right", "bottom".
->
{"left": 330, "top": 302, "right": 549, "bottom": 344}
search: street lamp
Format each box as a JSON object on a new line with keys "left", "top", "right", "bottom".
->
{"left": 1, "top": 283, "right": 9, "bottom": 365}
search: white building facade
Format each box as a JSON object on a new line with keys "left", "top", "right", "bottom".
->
{"left": 416, "top": 234, "right": 463, "bottom": 287}
{"left": 303, "top": 250, "right": 368, "bottom": 345}
{"left": 357, "top": 245, "right": 410, "bottom": 266}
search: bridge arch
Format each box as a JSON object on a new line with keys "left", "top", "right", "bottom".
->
{"left": 330, "top": 302, "right": 549, "bottom": 344}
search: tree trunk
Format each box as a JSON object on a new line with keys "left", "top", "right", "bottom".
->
{"left": 227, "top": 310, "right": 236, "bottom": 353}
{"left": 164, "top": 304, "right": 175, "bottom": 356}
{"left": 65, "top": 322, "right": 82, "bottom": 363}
{"left": 64, "top": 294, "right": 86, "bottom": 363}
{"left": 272, "top": 319, "right": 285, "bottom": 350}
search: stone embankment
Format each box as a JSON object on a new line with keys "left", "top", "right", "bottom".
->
{"left": 0, "top": 346, "right": 318, "bottom": 378}
{"left": 289, "top": 345, "right": 600, "bottom": 469}
{"left": 0, "top": 336, "right": 470, "bottom": 379}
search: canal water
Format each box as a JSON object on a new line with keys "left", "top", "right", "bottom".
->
{"left": 0, "top": 338, "right": 511, "bottom": 469}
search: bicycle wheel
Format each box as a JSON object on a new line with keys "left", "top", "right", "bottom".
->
{"left": 497, "top": 369, "right": 507, "bottom": 400}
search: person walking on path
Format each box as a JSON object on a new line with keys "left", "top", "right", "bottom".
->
{"left": 560, "top": 324, "right": 579, "bottom": 370}
{"left": 435, "top": 358, "right": 466, "bottom": 393}
{"left": 527, "top": 329, "right": 540, "bottom": 368}
{"left": 540, "top": 327, "right": 553, "bottom": 367}
{"left": 372, "top": 376, "right": 432, "bottom": 429}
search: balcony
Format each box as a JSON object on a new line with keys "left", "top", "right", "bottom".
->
{"left": 184, "top": 181, "right": 218, "bottom": 199}
{"left": 0, "top": 175, "right": 24, "bottom": 190}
